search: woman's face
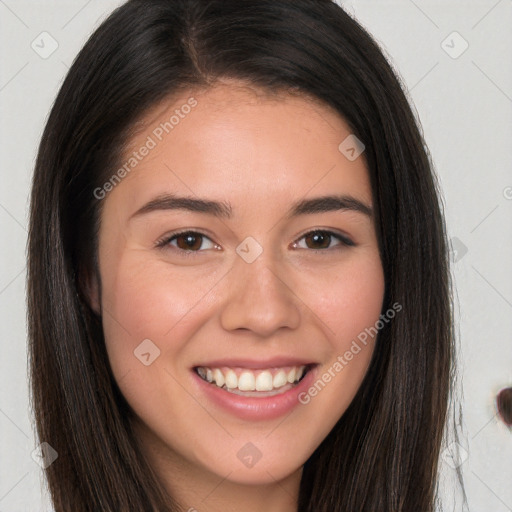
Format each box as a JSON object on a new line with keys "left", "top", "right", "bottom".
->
{"left": 93, "top": 81, "right": 385, "bottom": 492}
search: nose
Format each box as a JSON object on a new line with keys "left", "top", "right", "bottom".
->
{"left": 219, "top": 252, "right": 301, "bottom": 337}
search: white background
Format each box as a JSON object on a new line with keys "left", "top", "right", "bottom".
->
{"left": 0, "top": 1, "right": 511, "bottom": 510}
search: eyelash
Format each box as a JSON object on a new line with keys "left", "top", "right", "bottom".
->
{"left": 155, "top": 229, "right": 355, "bottom": 257}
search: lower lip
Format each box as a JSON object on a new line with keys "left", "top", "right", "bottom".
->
{"left": 191, "top": 366, "right": 317, "bottom": 421}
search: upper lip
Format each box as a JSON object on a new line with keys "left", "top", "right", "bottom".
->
{"left": 193, "top": 357, "right": 317, "bottom": 369}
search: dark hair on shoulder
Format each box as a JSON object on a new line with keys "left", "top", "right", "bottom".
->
{"left": 27, "top": 0, "right": 460, "bottom": 510}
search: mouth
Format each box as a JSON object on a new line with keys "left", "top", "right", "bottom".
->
{"left": 191, "top": 357, "right": 319, "bottom": 420}
{"left": 193, "top": 364, "right": 312, "bottom": 397}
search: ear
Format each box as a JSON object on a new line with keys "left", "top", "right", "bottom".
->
{"left": 79, "top": 266, "right": 101, "bottom": 316}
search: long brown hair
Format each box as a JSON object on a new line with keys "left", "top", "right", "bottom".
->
{"left": 27, "top": 0, "right": 458, "bottom": 510}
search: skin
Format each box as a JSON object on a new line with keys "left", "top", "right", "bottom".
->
{"left": 88, "top": 79, "right": 385, "bottom": 512}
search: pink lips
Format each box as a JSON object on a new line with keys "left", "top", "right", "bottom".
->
{"left": 191, "top": 359, "right": 318, "bottom": 421}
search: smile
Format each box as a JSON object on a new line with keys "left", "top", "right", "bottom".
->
{"left": 195, "top": 365, "right": 308, "bottom": 396}
{"left": 191, "top": 358, "right": 318, "bottom": 420}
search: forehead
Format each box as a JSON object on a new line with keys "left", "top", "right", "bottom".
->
{"left": 105, "top": 81, "right": 372, "bottom": 217}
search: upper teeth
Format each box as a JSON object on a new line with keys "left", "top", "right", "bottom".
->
{"left": 196, "top": 365, "right": 306, "bottom": 392}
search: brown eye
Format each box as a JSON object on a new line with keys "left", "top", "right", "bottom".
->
{"left": 294, "top": 230, "right": 354, "bottom": 250}
{"left": 174, "top": 232, "right": 203, "bottom": 251}
{"left": 305, "top": 231, "right": 331, "bottom": 249}
{"left": 157, "top": 231, "right": 218, "bottom": 253}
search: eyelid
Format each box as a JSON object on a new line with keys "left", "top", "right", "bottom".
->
{"left": 155, "top": 229, "right": 219, "bottom": 254}
{"left": 291, "top": 229, "right": 355, "bottom": 250}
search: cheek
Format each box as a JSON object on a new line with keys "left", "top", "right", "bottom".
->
{"left": 295, "top": 252, "right": 385, "bottom": 424}
{"left": 305, "top": 251, "right": 385, "bottom": 347}
{"left": 99, "top": 252, "right": 213, "bottom": 376}
{"left": 98, "top": 254, "right": 220, "bottom": 439}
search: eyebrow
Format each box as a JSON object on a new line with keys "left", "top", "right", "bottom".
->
{"left": 130, "top": 193, "right": 372, "bottom": 220}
